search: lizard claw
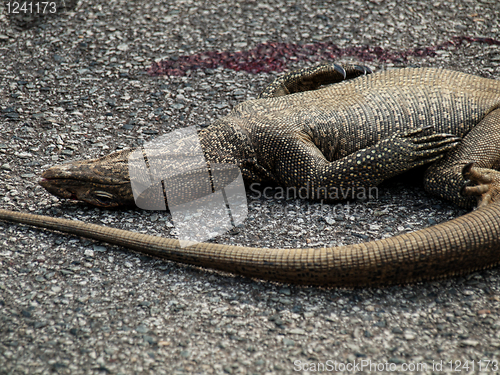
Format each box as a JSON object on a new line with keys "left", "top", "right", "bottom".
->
{"left": 354, "top": 65, "right": 373, "bottom": 75}
{"left": 402, "top": 125, "right": 434, "bottom": 138}
{"left": 461, "top": 162, "right": 500, "bottom": 208}
{"left": 462, "top": 162, "right": 475, "bottom": 178}
{"left": 333, "top": 63, "right": 347, "bottom": 79}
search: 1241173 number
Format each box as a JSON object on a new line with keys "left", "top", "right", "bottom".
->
{"left": 5, "top": 2, "right": 57, "bottom": 14}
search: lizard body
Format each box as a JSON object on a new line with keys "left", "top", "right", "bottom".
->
{"left": 1, "top": 65, "right": 500, "bottom": 286}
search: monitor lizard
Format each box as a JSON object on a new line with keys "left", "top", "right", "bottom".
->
{"left": 1, "top": 64, "right": 500, "bottom": 286}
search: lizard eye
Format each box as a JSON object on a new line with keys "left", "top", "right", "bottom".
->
{"left": 93, "top": 191, "right": 115, "bottom": 205}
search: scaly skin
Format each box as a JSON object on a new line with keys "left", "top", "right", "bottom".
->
{"left": 1, "top": 65, "right": 500, "bottom": 286}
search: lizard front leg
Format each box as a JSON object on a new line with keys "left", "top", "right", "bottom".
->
{"left": 258, "top": 63, "right": 372, "bottom": 98}
{"left": 424, "top": 108, "right": 500, "bottom": 208}
{"left": 272, "top": 126, "right": 460, "bottom": 199}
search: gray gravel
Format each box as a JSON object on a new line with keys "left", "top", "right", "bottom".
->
{"left": 1, "top": 0, "right": 500, "bottom": 374}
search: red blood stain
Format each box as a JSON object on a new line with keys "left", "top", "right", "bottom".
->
{"left": 147, "top": 36, "right": 500, "bottom": 77}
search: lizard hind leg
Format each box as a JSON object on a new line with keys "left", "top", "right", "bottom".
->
{"left": 461, "top": 162, "right": 500, "bottom": 208}
{"left": 258, "top": 63, "right": 372, "bottom": 99}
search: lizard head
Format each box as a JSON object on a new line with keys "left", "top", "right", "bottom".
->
{"left": 39, "top": 149, "right": 135, "bottom": 208}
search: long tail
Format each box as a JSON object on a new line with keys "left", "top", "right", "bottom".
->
{"left": 1, "top": 206, "right": 499, "bottom": 286}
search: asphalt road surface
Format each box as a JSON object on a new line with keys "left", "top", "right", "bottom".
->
{"left": 1, "top": 0, "right": 500, "bottom": 374}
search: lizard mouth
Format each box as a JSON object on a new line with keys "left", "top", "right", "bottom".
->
{"left": 39, "top": 177, "right": 79, "bottom": 200}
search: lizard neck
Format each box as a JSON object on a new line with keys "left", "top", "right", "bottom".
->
{"left": 199, "top": 120, "right": 271, "bottom": 182}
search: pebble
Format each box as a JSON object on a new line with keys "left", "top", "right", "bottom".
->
{"left": 403, "top": 331, "right": 417, "bottom": 340}
{"left": 279, "top": 287, "right": 291, "bottom": 296}
{"left": 51, "top": 286, "right": 61, "bottom": 293}
{"left": 15, "top": 152, "right": 33, "bottom": 159}
{"left": 289, "top": 328, "right": 306, "bottom": 335}
{"left": 325, "top": 216, "right": 335, "bottom": 225}
{"left": 461, "top": 339, "right": 480, "bottom": 347}
{"left": 136, "top": 325, "right": 149, "bottom": 333}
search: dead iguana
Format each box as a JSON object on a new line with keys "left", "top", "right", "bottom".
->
{"left": 1, "top": 63, "right": 500, "bottom": 286}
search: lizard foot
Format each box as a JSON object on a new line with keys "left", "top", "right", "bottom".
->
{"left": 461, "top": 162, "right": 500, "bottom": 208}
{"left": 390, "top": 125, "right": 461, "bottom": 167}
